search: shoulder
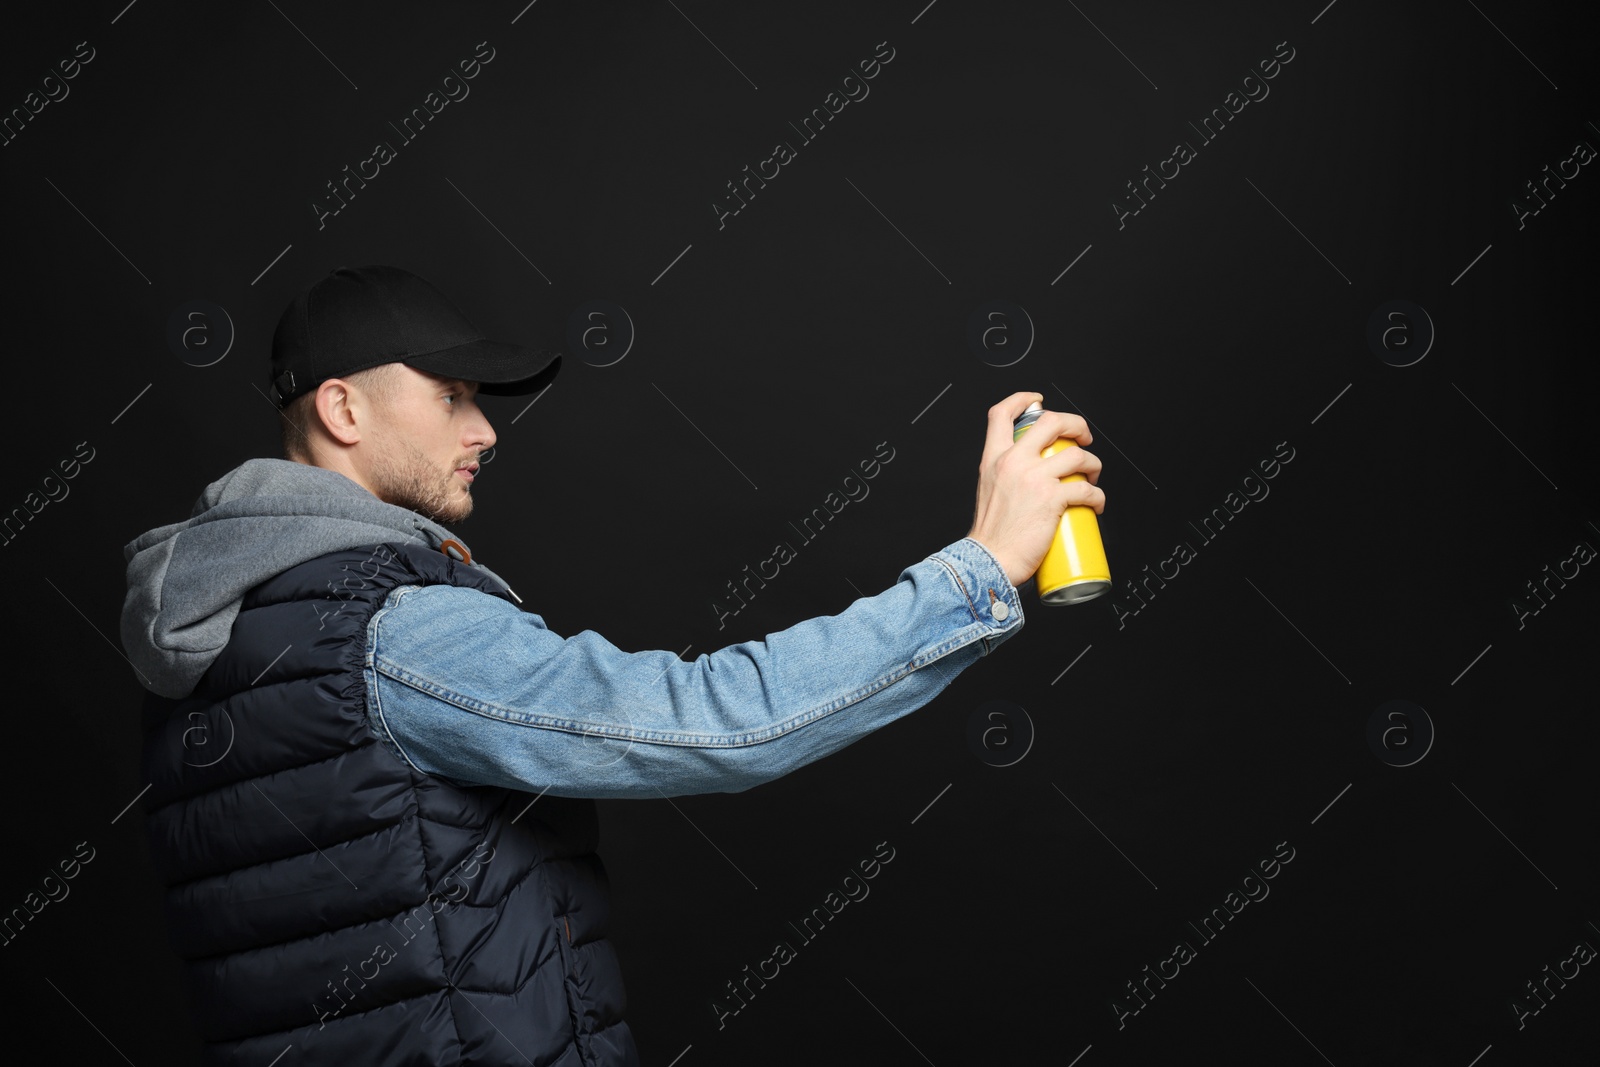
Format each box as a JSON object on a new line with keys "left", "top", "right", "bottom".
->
{"left": 369, "top": 583, "right": 548, "bottom": 674}
{"left": 375, "top": 582, "right": 545, "bottom": 640}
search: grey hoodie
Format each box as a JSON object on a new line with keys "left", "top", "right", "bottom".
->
{"left": 120, "top": 457, "right": 517, "bottom": 700}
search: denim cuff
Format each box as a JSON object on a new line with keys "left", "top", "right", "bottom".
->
{"left": 929, "top": 537, "right": 1025, "bottom": 655}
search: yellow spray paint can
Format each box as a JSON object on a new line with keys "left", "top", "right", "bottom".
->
{"left": 1012, "top": 401, "right": 1111, "bottom": 605}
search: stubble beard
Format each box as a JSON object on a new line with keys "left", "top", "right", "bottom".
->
{"left": 370, "top": 437, "right": 473, "bottom": 526}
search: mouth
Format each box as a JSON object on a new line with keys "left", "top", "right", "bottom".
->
{"left": 456, "top": 463, "right": 478, "bottom": 483}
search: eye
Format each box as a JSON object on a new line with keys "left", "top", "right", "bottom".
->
{"left": 443, "top": 392, "right": 458, "bottom": 405}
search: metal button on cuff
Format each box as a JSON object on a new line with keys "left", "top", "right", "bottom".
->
{"left": 987, "top": 588, "right": 1009, "bottom": 622}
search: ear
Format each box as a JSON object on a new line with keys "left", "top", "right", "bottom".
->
{"left": 314, "top": 379, "right": 364, "bottom": 446}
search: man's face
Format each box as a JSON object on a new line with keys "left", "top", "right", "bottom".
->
{"left": 363, "top": 365, "right": 496, "bottom": 526}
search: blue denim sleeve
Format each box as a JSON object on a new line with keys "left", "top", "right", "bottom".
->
{"left": 362, "top": 536, "right": 1025, "bottom": 799}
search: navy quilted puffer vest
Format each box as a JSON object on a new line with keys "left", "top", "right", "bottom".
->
{"left": 138, "top": 540, "right": 639, "bottom": 1066}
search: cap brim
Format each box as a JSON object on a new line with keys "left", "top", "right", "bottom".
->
{"left": 404, "top": 338, "right": 563, "bottom": 396}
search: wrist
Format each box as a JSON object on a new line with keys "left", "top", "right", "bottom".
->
{"left": 964, "top": 534, "right": 1025, "bottom": 589}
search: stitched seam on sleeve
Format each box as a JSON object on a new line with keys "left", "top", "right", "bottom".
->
{"left": 367, "top": 564, "right": 991, "bottom": 750}
{"left": 365, "top": 585, "right": 428, "bottom": 775}
{"left": 371, "top": 627, "right": 990, "bottom": 749}
{"left": 930, "top": 553, "right": 981, "bottom": 623}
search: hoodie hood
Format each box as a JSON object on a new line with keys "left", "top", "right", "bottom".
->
{"left": 121, "top": 457, "right": 517, "bottom": 699}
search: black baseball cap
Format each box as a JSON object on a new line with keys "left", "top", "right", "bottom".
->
{"left": 269, "top": 265, "right": 562, "bottom": 408}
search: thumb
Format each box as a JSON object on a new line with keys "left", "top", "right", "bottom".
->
{"left": 983, "top": 391, "right": 1044, "bottom": 460}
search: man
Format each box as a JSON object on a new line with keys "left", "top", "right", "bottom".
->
{"left": 120, "top": 265, "right": 1104, "bottom": 1066}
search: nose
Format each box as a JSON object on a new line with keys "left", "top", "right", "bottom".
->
{"left": 474, "top": 419, "right": 496, "bottom": 455}
{"left": 465, "top": 400, "right": 496, "bottom": 455}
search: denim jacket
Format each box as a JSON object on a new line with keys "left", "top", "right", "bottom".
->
{"left": 363, "top": 536, "right": 1024, "bottom": 798}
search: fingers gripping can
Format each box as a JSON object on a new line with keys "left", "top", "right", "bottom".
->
{"left": 1012, "top": 401, "right": 1111, "bottom": 605}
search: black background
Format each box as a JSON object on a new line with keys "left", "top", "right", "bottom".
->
{"left": 2, "top": 1, "right": 1596, "bottom": 1064}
